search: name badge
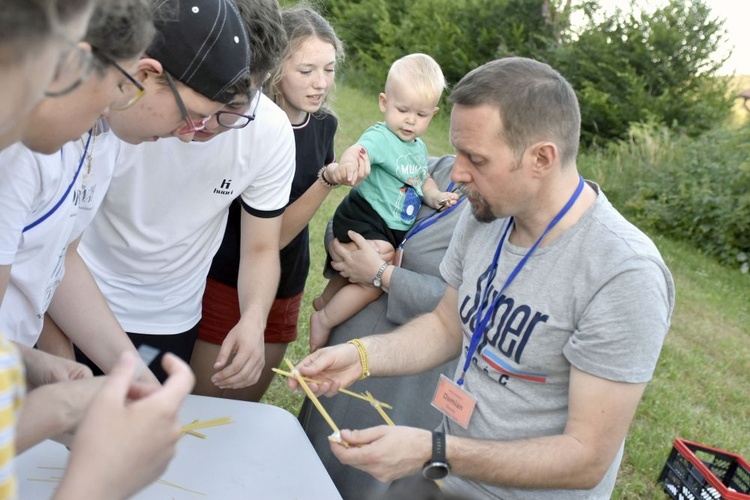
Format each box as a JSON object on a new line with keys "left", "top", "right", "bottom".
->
{"left": 430, "top": 374, "right": 476, "bottom": 429}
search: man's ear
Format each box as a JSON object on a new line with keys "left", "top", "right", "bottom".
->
{"left": 527, "top": 141, "right": 558, "bottom": 177}
{"left": 136, "top": 57, "right": 163, "bottom": 85}
{"left": 378, "top": 92, "right": 388, "bottom": 113}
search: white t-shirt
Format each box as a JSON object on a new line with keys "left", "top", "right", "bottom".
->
{"left": 79, "top": 94, "right": 295, "bottom": 334}
{"left": 70, "top": 120, "right": 121, "bottom": 241}
{"left": 0, "top": 136, "right": 89, "bottom": 345}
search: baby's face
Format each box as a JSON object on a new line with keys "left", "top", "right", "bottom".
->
{"left": 378, "top": 81, "right": 438, "bottom": 142}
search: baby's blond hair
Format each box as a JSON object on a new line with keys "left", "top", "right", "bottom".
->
{"left": 385, "top": 53, "right": 446, "bottom": 103}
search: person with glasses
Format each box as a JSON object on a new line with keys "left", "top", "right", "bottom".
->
{"left": 0, "top": 0, "right": 161, "bottom": 451}
{"left": 67, "top": 0, "right": 294, "bottom": 387}
{"left": 0, "top": 0, "right": 95, "bottom": 152}
{"left": 190, "top": 4, "right": 352, "bottom": 402}
{"left": 0, "top": 0, "right": 158, "bottom": 381}
{"left": 0, "top": 2, "right": 197, "bottom": 499}
{"left": 51, "top": 0, "right": 284, "bottom": 386}
{"left": 102, "top": 0, "right": 250, "bottom": 146}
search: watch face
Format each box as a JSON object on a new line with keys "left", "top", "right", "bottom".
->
{"left": 373, "top": 277, "right": 381, "bottom": 287}
{"left": 422, "top": 462, "right": 450, "bottom": 480}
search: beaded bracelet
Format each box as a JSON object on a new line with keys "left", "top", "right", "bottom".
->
{"left": 347, "top": 338, "right": 370, "bottom": 379}
{"left": 318, "top": 166, "right": 341, "bottom": 189}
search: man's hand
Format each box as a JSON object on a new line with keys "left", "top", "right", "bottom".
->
{"left": 211, "top": 316, "right": 265, "bottom": 389}
{"left": 288, "top": 343, "right": 363, "bottom": 397}
{"left": 331, "top": 426, "right": 432, "bottom": 482}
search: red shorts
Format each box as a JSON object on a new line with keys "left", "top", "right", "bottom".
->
{"left": 198, "top": 277, "right": 301, "bottom": 345}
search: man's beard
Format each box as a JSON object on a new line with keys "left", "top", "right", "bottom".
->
{"left": 458, "top": 184, "right": 496, "bottom": 223}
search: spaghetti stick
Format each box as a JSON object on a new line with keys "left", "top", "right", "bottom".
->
{"left": 180, "top": 416, "right": 233, "bottom": 433}
{"left": 365, "top": 391, "right": 395, "bottom": 426}
{"left": 157, "top": 478, "right": 206, "bottom": 495}
{"left": 283, "top": 359, "right": 348, "bottom": 448}
{"left": 183, "top": 430, "right": 206, "bottom": 439}
{"left": 272, "top": 367, "right": 393, "bottom": 409}
{"left": 181, "top": 420, "right": 207, "bottom": 439}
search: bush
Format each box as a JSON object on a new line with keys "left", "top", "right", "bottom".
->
{"left": 550, "top": 0, "right": 733, "bottom": 145}
{"left": 581, "top": 123, "right": 750, "bottom": 272}
{"left": 320, "top": 0, "right": 733, "bottom": 145}
{"left": 321, "top": 0, "right": 557, "bottom": 92}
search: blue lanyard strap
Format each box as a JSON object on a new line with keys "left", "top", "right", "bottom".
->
{"left": 23, "top": 130, "right": 93, "bottom": 233}
{"left": 398, "top": 181, "right": 466, "bottom": 248}
{"left": 457, "top": 175, "right": 585, "bottom": 386}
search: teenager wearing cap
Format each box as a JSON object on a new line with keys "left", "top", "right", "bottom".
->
{"left": 41, "top": 0, "right": 291, "bottom": 389}
{"left": 107, "top": 0, "right": 251, "bottom": 144}
{"left": 27, "top": 0, "right": 252, "bottom": 381}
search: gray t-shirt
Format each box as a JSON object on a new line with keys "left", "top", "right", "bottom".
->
{"left": 439, "top": 182, "right": 675, "bottom": 499}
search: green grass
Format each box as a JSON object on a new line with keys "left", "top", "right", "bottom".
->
{"left": 261, "top": 83, "right": 750, "bottom": 498}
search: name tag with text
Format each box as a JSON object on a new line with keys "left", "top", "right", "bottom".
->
{"left": 431, "top": 374, "right": 476, "bottom": 429}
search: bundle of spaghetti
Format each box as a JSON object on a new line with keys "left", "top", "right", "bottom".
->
{"left": 271, "top": 367, "right": 393, "bottom": 409}
{"left": 273, "top": 363, "right": 395, "bottom": 429}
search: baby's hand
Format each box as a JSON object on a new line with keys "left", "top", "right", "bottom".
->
{"left": 429, "top": 191, "right": 459, "bottom": 211}
{"left": 328, "top": 145, "right": 371, "bottom": 186}
{"left": 327, "top": 161, "right": 356, "bottom": 186}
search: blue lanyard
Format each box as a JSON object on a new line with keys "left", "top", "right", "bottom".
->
{"left": 23, "top": 130, "right": 92, "bottom": 233}
{"left": 457, "top": 175, "right": 585, "bottom": 386}
{"left": 398, "top": 181, "right": 466, "bottom": 250}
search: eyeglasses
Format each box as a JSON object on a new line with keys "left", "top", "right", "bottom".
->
{"left": 164, "top": 72, "right": 211, "bottom": 135}
{"left": 214, "top": 87, "right": 262, "bottom": 129}
{"left": 92, "top": 48, "right": 145, "bottom": 111}
{"left": 45, "top": 39, "right": 93, "bottom": 97}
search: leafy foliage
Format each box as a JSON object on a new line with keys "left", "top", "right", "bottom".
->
{"left": 321, "top": 0, "right": 558, "bottom": 91}
{"left": 317, "top": 0, "right": 734, "bottom": 143}
{"left": 581, "top": 122, "right": 750, "bottom": 272}
{"left": 551, "top": 0, "right": 734, "bottom": 144}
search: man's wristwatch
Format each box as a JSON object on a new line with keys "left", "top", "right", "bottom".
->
{"left": 372, "top": 261, "right": 389, "bottom": 288}
{"left": 422, "top": 431, "right": 450, "bottom": 480}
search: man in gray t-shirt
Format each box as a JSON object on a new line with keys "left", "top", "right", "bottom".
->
{"left": 290, "top": 57, "right": 675, "bottom": 499}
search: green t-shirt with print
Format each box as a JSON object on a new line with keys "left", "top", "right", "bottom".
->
{"left": 354, "top": 122, "right": 429, "bottom": 231}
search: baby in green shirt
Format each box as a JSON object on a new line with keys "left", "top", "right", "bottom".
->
{"left": 311, "top": 53, "right": 458, "bottom": 352}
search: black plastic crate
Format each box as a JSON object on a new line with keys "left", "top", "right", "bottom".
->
{"left": 659, "top": 438, "right": 750, "bottom": 500}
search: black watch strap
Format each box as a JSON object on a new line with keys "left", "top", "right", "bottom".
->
{"left": 433, "top": 431, "right": 447, "bottom": 463}
{"left": 422, "top": 431, "right": 450, "bottom": 480}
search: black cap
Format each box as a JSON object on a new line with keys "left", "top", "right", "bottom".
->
{"left": 148, "top": 0, "right": 250, "bottom": 104}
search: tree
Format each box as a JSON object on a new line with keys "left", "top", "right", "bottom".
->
{"left": 321, "top": 0, "right": 560, "bottom": 90}
{"left": 320, "top": 0, "right": 734, "bottom": 144}
{"left": 550, "top": 0, "right": 733, "bottom": 143}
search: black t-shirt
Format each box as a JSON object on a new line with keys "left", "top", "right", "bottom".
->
{"left": 208, "top": 112, "right": 337, "bottom": 298}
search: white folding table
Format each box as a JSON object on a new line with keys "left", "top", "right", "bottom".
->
{"left": 16, "top": 394, "right": 342, "bottom": 499}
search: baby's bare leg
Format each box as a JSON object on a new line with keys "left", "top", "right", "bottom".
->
{"left": 310, "top": 282, "right": 383, "bottom": 352}
{"left": 313, "top": 274, "right": 347, "bottom": 311}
